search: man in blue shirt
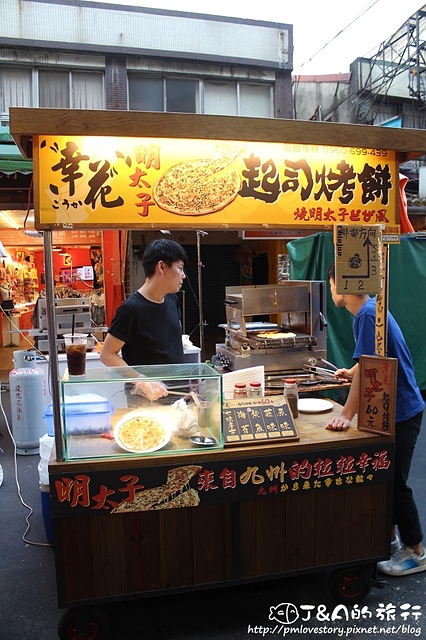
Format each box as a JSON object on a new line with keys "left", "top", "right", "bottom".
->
{"left": 326, "top": 262, "right": 425, "bottom": 577}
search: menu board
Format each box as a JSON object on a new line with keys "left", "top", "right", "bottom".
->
{"left": 358, "top": 355, "right": 397, "bottom": 437}
{"left": 222, "top": 395, "right": 299, "bottom": 447}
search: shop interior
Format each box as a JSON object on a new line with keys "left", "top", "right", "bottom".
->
{"left": 0, "top": 221, "right": 105, "bottom": 375}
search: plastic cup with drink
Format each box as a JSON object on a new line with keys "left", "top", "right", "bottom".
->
{"left": 64, "top": 333, "right": 88, "bottom": 376}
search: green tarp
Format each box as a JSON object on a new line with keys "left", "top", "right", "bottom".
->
{"left": 0, "top": 126, "right": 33, "bottom": 174}
{"left": 287, "top": 232, "right": 426, "bottom": 390}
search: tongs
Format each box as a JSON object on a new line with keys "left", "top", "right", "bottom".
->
{"left": 307, "top": 356, "right": 339, "bottom": 371}
{"left": 303, "top": 364, "right": 336, "bottom": 378}
{"left": 302, "top": 365, "right": 345, "bottom": 385}
{"left": 306, "top": 357, "right": 352, "bottom": 381}
{"left": 303, "top": 360, "right": 351, "bottom": 384}
{"left": 316, "top": 357, "right": 339, "bottom": 371}
{"left": 165, "top": 383, "right": 205, "bottom": 401}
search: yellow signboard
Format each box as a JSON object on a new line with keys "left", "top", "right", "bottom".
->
{"left": 35, "top": 136, "right": 398, "bottom": 230}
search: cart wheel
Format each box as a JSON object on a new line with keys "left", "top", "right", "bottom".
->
{"left": 58, "top": 606, "right": 109, "bottom": 640}
{"left": 328, "top": 565, "right": 373, "bottom": 604}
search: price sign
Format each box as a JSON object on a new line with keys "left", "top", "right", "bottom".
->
{"left": 358, "top": 355, "right": 397, "bottom": 437}
{"left": 334, "top": 224, "right": 382, "bottom": 295}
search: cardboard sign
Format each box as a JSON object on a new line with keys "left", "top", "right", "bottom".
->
{"left": 358, "top": 355, "right": 397, "bottom": 437}
{"left": 222, "top": 395, "right": 299, "bottom": 446}
{"left": 334, "top": 224, "right": 383, "bottom": 294}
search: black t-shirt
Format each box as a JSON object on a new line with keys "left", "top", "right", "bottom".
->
{"left": 107, "top": 291, "right": 184, "bottom": 365}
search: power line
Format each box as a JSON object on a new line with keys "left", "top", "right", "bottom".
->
{"left": 293, "top": 0, "right": 380, "bottom": 74}
{"left": 294, "top": 3, "right": 426, "bottom": 127}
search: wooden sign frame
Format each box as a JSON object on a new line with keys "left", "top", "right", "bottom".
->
{"left": 358, "top": 355, "right": 397, "bottom": 437}
{"left": 9, "top": 108, "right": 410, "bottom": 233}
{"left": 222, "top": 395, "right": 299, "bottom": 447}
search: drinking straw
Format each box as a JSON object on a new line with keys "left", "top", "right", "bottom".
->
{"left": 71, "top": 314, "right": 75, "bottom": 341}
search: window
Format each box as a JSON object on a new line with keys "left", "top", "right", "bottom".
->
{"left": 204, "top": 81, "right": 237, "bottom": 115}
{"left": 39, "top": 70, "right": 104, "bottom": 109}
{"left": 128, "top": 76, "right": 272, "bottom": 117}
{"left": 0, "top": 67, "right": 104, "bottom": 117}
{"left": 203, "top": 80, "right": 272, "bottom": 116}
{"left": 129, "top": 77, "right": 163, "bottom": 111}
{"left": 39, "top": 70, "right": 69, "bottom": 108}
{"left": 129, "top": 77, "right": 199, "bottom": 113}
{"left": 72, "top": 72, "right": 104, "bottom": 110}
{"left": 0, "top": 68, "right": 32, "bottom": 115}
{"left": 166, "top": 78, "right": 198, "bottom": 113}
{"left": 240, "top": 83, "right": 272, "bottom": 118}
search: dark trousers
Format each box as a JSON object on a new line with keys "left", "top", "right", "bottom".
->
{"left": 393, "top": 410, "right": 423, "bottom": 547}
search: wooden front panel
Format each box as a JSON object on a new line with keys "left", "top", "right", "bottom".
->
{"left": 57, "top": 503, "right": 233, "bottom": 606}
{"left": 124, "top": 511, "right": 162, "bottom": 593}
{"left": 239, "top": 499, "right": 287, "bottom": 577}
{"left": 57, "top": 482, "right": 391, "bottom": 606}
{"left": 58, "top": 517, "right": 95, "bottom": 603}
{"left": 191, "top": 503, "right": 233, "bottom": 584}
{"left": 284, "top": 492, "right": 317, "bottom": 572}
{"left": 239, "top": 483, "right": 391, "bottom": 579}
{"left": 90, "top": 514, "right": 128, "bottom": 597}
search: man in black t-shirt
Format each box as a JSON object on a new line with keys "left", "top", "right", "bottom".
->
{"left": 100, "top": 239, "right": 188, "bottom": 400}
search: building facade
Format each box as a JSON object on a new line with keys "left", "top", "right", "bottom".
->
{"left": 0, "top": 0, "right": 293, "bottom": 121}
{"left": 293, "top": 6, "right": 426, "bottom": 131}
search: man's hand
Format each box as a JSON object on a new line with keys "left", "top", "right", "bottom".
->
{"left": 333, "top": 368, "right": 353, "bottom": 381}
{"left": 130, "top": 380, "right": 169, "bottom": 402}
{"left": 325, "top": 415, "right": 351, "bottom": 431}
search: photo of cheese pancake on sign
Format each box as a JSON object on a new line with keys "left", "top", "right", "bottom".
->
{"left": 153, "top": 145, "right": 243, "bottom": 216}
{"left": 111, "top": 464, "right": 202, "bottom": 513}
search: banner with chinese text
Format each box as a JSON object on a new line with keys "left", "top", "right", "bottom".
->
{"left": 49, "top": 442, "right": 394, "bottom": 518}
{"left": 36, "top": 136, "right": 398, "bottom": 230}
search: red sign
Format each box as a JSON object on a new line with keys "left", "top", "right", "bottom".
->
{"left": 358, "top": 355, "right": 397, "bottom": 436}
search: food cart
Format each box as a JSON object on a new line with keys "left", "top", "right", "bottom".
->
{"left": 10, "top": 108, "right": 425, "bottom": 640}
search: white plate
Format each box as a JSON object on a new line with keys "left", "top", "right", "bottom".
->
{"left": 298, "top": 398, "right": 334, "bottom": 414}
{"left": 114, "top": 409, "right": 172, "bottom": 453}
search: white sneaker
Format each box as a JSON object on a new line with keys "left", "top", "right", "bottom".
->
{"left": 391, "top": 534, "right": 401, "bottom": 554}
{"left": 377, "top": 546, "right": 426, "bottom": 576}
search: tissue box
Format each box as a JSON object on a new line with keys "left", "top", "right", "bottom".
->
{"left": 44, "top": 394, "right": 113, "bottom": 436}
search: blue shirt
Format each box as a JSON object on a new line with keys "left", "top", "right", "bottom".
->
{"left": 352, "top": 298, "right": 424, "bottom": 422}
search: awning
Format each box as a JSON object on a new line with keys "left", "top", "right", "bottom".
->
{"left": 0, "top": 127, "right": 33, "bottom": 175}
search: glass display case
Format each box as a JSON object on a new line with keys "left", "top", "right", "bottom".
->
{"left": 46, "top": 363, "right": 223, "bottom": 461}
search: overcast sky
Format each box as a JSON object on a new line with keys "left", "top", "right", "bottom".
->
{"left": 86, "top": 0, "right": 426, "bottom": 74}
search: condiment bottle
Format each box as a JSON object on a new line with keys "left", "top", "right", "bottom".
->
{"left": 248, "top": 381, "right": 262, "bottom": 397}
{"left": 284, "top": 378, "right": 299, "bottom": 418}
{"left": 233, "top": 382, "right": 248, "bottom": 398}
